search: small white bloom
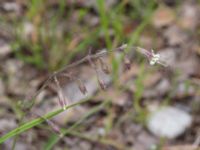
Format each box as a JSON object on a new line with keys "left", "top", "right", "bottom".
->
{"left": 150, "top": 50, "right": 160, "bottom": 65}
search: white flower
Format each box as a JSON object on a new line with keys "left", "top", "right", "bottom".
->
{"left": 136, "top": 47, "right": 168, "bottom": 67}
{"left": 150, "top": 50, "right": 160, "bottom": 65}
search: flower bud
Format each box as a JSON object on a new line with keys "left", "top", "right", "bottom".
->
{"left": 98, "top": 78, "right": 106, "bottom": 90}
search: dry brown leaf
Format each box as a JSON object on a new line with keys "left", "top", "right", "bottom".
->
{"left": 95, "top": 88, "right": 129, "bottom": 106}
{"left": 177, "top": 2, "right": 200, "bottom": 30}
{"left": 120, "top": 63, "right": 140, "bottom": 83}
{"left": 152, "top": 5, "right": 175, "bottom": 28}
{"left": 163, "top": 25, "right": 188, "bottom": 46}
{"left": 143, "top": 72, "right": 162, "bottom": 88}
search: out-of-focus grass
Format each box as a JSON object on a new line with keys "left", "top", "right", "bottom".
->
{"left": 11, "top": 0, "right": 157, "bottom": 73}
{"left": 133, "top": 63, "right": 145, "bottom": 113}
{"left": 11, "top": 0, "right": 99, "bottom": 71}
{"left": 132, "top": 63, "right": 148, "bottom": 124}
{"left": 97, "top": 0, "right": 112, "bottom": 49}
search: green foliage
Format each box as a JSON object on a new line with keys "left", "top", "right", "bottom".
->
{"left": 133, "top": 63, "right": 145, "bottom": 112}
{"left": 0, "top": 98, "right": 91, "bottom": 144}
{"left": 12, "top": 39, "right": 46, "bottom": 69}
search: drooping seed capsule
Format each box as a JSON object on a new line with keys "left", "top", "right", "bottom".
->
{"left": 57, "top": 90, "right": 66, "bottom": 110}
{"left": 98, "top": 78, "right": 106, "bottom": 90}
{"left": 77, "top": 79, "right": 87, "bottom": 95}
{"left": 99, "top": 58, "right": 110, "bottom": 74}
{"left": 124, "top": 55, "right": 131, "bottom": 70}
{"left": 54, "top": 76, "right": 67, "bottom": 110}
{"left": 88, "top": 56, "right": 107, "bottom": 90}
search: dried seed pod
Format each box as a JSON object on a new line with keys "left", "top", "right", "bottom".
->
{"left": 98, "top": 78, "right": 106, "bottom": 90}
{"left": 124, "top": 55, "right": 131, "bottom": 70}
{"left": 77, "top": 79, "right": 87, "bottom": 95}
{"left": 57, "top": 90, "right": 66, "bottom": 110}
{"left": 99, "top": 58, "right": 110, "bottom": 74}
{"left": 88, "top": 56, "right": 106, "bottom": 90}
{"left": 54, "top": 76, "right": 67, "bottom": 110}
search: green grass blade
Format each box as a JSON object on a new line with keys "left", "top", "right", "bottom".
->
{"left": 97, "top": 0, "right": 112, "bottom": 49}
{"left": 0, "top": 99, "right": 91, "bottom": 144}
